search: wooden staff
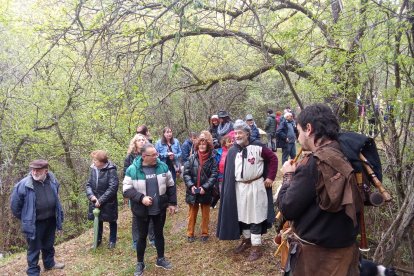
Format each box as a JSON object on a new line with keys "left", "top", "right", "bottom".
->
{"left": 356, "top": 172, "right": 369, "bottom": 252}
{"left": 359, "top": 153, "right": 391, "bottom": 202}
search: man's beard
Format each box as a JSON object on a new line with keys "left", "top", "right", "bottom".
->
{"left": 32, "top": 173, "right": 47, "bottom": 182}
{"left": 235, "top": 139, "right": 247, "bottom": 146}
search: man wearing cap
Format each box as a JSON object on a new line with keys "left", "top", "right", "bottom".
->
{"left": 217, "top": 120, "right": 277, "bottom": 262}
{"left": 11, "top": 159, "right": 64, "bottom": 275}
{"left": 245, "top": 114, "right": 260, "bottom": 142}
{"left": 217, "top": 110, "right": 234, "bottom": 141}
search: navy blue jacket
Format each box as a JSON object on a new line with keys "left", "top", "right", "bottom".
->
{"left": 11, "top": 172, "right": 64, "bottom": 240}
{"left": 250, "top": 123, "right": 261, "bottom": 142}
{"left": 181, "top": 139, "right": 194, "bottom": 164}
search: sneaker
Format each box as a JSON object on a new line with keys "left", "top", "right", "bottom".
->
{"left": 200, "top": 236, "right": 208, "bottom": 243}
{"left": 155, "top": 257, "right": 172, "bottom": 270}
{"left": 45, "top": 262, "right": 65, "bottom": 270}
{"left": 187, "top": 236, "right": 196, "bottom": 243}
{"left": 149, "top": 239, "right": 156, "bottom": 248}
{"left": 108, "top": 242, "right": 116, "bottom": 249}
{"left": 134, "top": 262, "right": 145, "bottom": 276}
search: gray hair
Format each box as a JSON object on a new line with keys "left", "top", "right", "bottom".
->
{"left": 234, "top": 119, "right": 251, "bottom": 134}
{"left": 141, "top": 143, "right": 155, "bottom": 154}
{"left": 284, "top": 112, "right": 293, "bottom": 119}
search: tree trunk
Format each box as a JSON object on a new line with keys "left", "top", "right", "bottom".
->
{"left": 373, "top": 169, "right": 414, "bottom": 265}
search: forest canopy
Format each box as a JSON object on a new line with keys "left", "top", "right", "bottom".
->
{"left": 0, "top": 0, "right": 413, "bottom": 268}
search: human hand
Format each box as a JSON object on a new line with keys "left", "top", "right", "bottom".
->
{"left": 90, "top": 196, "right": 97, "bottom": 202}
{"left": 142, "top": 196, "right": 153, "bottom": 206}
{"left": 191, "top": 186, "right": 196, "bottom": 194}
{"left": 167, "top": 205, "right": 177, "bottom": 215}
{"left": 95, "top": 200, "right": 101, "bottom": 208}
{"left": 168, "top": 152, "right": 174, "bottom": 160}
{"left": 264, "top": 178, "right": 273, "bottom": 188}
{"left": 281, "top": 160, "right": 297, "bottom": 174}
{"left": 199, "top": 187, "right": 205, "bottom": 195}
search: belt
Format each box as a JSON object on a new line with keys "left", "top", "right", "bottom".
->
{"left": 239, "top": 176, "right": 263, "bottom": 184}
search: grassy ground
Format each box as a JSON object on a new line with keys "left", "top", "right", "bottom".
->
{"left": 0, "top": 152, "right": 285, "bottom": 276}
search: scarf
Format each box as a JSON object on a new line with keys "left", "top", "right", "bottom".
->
{"left": 196, "top": 151, "right": 210, "bottom": 187}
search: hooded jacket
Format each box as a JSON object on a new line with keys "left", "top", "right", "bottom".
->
{"left": 86, "top": 161, "right": 119, "bottom": 222}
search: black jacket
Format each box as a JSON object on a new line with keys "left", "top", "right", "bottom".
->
{"left": 86, "top": 161, "right": 119, "bottom": 222}
{"left": 183, "top": 152, "right": 218, "bottom": 205}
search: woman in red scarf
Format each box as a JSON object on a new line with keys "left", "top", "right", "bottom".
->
{"left": 183, "top": 131, "right": 218, "bottom": 243}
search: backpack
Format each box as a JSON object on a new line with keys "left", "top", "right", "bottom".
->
{"left": 338, "top": 132, "right": 389, "bottom": 206}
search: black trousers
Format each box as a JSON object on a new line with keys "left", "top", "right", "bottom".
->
{"left": 132, "top": 215, "right": 155, "bottom": 242}
{"left": 26, "top": 217, "right": 56, "bottom": 276}
{"left": 135, "top": 212, "right": 166, "bottom": 262}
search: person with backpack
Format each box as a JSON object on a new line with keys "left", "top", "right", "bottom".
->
{"left": 276, "top": 104, "right": 363, "bottom": 275}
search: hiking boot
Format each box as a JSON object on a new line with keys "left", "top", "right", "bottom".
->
{"left": 200, "top": 236, "right": 209, "bottom": 243}
{"left": 187, "top": 236, "right": 196, "bottom": 243}
{"left": 108, "top": 242, "right": 116, "bottom": 249}
{"left": 134, "top": 262, "right": 145, "bottom": 276}
{"left": 247, "top": 246, "right": 262, "bottom": 262}
{"left": 233, "top": 238, "right": 251, "bottom": 254}
{"left": 156, "top": 257, "right": 172, "bottom": 270}
{"left": 45, "top": 262, "right": 65, "bottom": 270}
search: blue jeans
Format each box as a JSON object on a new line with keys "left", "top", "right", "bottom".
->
{"left": 26, "top": 217, "right": 56, "bottom": 276}
{"left": 282, "top": 143, "right": 297, "bottom": 164}
{"left": 98, "top": 221, "right": 117, "bottom": 244}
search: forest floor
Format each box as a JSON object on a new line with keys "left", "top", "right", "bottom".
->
{"left": 0, "top": 153, "right": 285, "bottom": 276}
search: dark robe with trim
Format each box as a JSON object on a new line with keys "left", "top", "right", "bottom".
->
{"left": 216, "top": 140, "right": 277, "bottom": 240}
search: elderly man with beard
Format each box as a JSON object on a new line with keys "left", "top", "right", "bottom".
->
{"left": 11, "top": 159, "right": 65, "bottom": 276}
{"left": 217, "top": 120, "right": 277, "bottom": 261}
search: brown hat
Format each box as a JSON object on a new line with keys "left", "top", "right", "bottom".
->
{"left": 29, "top": 159, "right": 49, "bottom": 169}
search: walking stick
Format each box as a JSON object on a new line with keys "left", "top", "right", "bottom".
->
{"left": 93, "top": 208, "right": 100, "bottom": 250}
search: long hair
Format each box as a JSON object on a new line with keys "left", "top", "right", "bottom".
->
{"left": 127, "top": 134, "right": 147, "bottom": 155}
{"left": 161, "top": 127, "right": 174, "bottom": 145}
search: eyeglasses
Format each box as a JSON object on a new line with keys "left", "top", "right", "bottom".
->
{"left": 144, "top": 152, "right": 159, "bottom": 157}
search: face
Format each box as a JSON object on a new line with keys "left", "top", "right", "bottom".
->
{"left": 225, "top": 138, "right": 234, "bottom": 148}
{"left": 286, "top": 114, "right": 293, "bottom": 121}
{"left": 212, "top": 119, "right": 219, "bottom": 126}
{"left": 31, "top": 168, "right": 48, "bottom": 181}
{"left": 246, "top": 119, "right": 253, "bottom": 126}
{"left": 142, "top": 147, "right": 159, "bottom": 166}
{"left": 164, "top": 128, "right": 173, "bottom": 140}
{"left": 93, "top": 158, "right": 106, "bottom": 169}
{"left": 198, "top": 138, "right": 208, "bottom": 152}
{"left": 234, "top": 129, "right": 249, "bottom": 146}
{"left": 297, "top": 124, "right": 312, "bottom": 151}
{"left": 135, "top": 136, "right": 146, "bottom": 150}
{"left": 191, "top": 135, "right": 198, "bottom": 144}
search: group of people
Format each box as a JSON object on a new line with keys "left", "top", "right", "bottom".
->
{"left": 11, "top": 104, "right": 366, "bottom": 276}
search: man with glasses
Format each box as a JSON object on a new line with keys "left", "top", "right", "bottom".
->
{"left": 123, "top": 144, "right": 177, "bottom": 276}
